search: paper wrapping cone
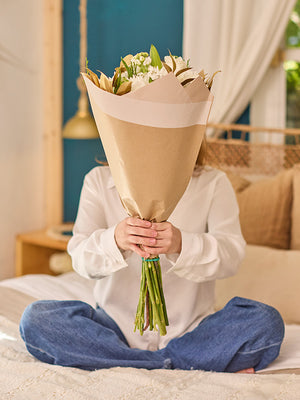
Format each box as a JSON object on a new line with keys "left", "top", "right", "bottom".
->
{"left": 83, "top": 73, "right": 213, "bottom": 222}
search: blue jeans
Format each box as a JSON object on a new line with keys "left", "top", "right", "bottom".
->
{"left": 19, "top": 297, "right": 284, "bottom": 372}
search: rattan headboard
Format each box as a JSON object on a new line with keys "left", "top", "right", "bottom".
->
{"left": 206, "top": 123, "right": 300, "bottom": 176}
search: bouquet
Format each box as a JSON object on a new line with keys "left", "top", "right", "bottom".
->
{"left": 83, "top": 45, "right": 217, "bottom": 336}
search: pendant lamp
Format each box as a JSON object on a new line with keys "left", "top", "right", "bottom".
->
{"left": 63, "top": 0, "right": 98, "bottom": 139}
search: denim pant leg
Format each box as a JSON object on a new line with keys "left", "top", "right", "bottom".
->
{"left": 164, "top": 297, "right": 285, "bottom": 372}
{"left": 19, "top": 300, "right": 170, "bottom": 371}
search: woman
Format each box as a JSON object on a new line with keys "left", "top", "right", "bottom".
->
{"left": 19, "top": 140, "right": 284, "bottom": 372}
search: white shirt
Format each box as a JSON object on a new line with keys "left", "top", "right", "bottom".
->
{"left": 67, "top": 165, "right": 245, "bottom": 351}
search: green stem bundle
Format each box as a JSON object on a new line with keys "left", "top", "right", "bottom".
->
{"left": 134, "top": 257, "right": 169, "bottom": 336}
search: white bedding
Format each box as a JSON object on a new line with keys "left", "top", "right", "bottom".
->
{"left": 261, "top": 325, "right": 300, "bottom": 372}
{"left": 0, "top": 272, "right": 95, "bottom": 306}
{"left": 0, "top": 314, "right": 300, "bottom": 400}
{"left": 1, "top": 272, "right": 300, "bottom": 374}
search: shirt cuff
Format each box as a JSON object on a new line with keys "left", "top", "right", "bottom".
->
{"left": 100, "top": 225, "right": 129, "bottom": 266}
{"left": 166, "top": 231, "right": 203, "bottom": 278}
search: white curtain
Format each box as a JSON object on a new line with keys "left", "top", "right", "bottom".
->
{"left": 183, "top": 0, "right": 295, "bottom": 129}
{"left": 0, "top": 0, "right": 45, "bottom": 279}
{"left": 250, "top": 65, "right": 287, "bottom": 143}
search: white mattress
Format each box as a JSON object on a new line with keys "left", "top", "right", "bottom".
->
{"left": 1, "top": 272, "right": 299, "bottom": 373}
{"left": 0, "top": 272, "right": 95, "bottom": 305}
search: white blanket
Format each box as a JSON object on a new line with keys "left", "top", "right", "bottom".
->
{"left": 0, "top": 315, "right": 300, "bottom": 400}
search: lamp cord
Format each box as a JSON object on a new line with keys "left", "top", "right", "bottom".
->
{"left": 79, "top": 0, "right": 87, "bottom": 74}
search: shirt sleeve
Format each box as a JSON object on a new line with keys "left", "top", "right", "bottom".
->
{"left": 166, "top": 173, "right": 246, "bottom": 283}
{"left": 67, "top": 169, "right": 129, "bottom": 279}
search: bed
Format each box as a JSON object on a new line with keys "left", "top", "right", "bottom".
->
{"left": 1, "top": 123, "right": 300, "bottom": 399}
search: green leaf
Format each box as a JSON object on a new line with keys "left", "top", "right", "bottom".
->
{"left": 150, "top": 44, "right": 162, "bottom": 69}
{"left": 113, "top": 70, "right": 122, "bottom": 94}
{"left": 121, "top": 57, "right": 133, "bottom": 78}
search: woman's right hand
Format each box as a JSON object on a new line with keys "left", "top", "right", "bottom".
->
{"left": 114, "top": 217, "right": 157, "bottom": 259}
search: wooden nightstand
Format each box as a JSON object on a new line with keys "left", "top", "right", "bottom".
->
{"left": 15, "top": 230, "right": 69, "bottom": 276}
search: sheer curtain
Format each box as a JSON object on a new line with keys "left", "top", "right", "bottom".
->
{"left": 250, "top": 64, "right": 287, "bottom": 143}
{"left": 183, "top": 0, "right": 295, "bottom": 130}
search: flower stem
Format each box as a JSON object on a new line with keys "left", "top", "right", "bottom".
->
{"left": 134, "top": 257, "right": 168, "bottom": 336}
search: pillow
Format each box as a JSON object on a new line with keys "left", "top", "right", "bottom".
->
{"left": 223, "top": 170, "right": 251, "bottom": 192}
{"left": 227, "top": 169, "right": 293, "bottom": 249}
{"left": 215, "top": 244, "right": 300, "bottom": 324}
{"left": 291, "top": 164, "right": 300, "bottom": 250}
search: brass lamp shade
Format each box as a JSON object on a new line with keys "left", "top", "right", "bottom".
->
{"left": 63, "top": 81, "right": 99, "bottom": 139}
{"left": 62, "top": 110, "right": 99, "bottom": 139}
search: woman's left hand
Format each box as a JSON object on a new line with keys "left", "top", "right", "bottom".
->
{"left": 143, "top": 221, "right": 182, "bottom": 256}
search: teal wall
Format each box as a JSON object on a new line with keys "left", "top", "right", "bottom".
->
{"left": 63, "top": 0, "right": 184, "bottom": 222}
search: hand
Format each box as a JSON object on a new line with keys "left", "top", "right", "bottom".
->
{"left": 114, "top": 217, "right": 182, "bottom": 258}
{"left": 114, "top": 217, "right": 157, "bottom": 258}
{"left": 144, "top": 221, "right": 182, "bottom": 257}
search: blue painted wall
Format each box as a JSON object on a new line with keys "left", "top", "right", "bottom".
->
{"left": 63, "top": 0, "right": 184, "bottom": 222}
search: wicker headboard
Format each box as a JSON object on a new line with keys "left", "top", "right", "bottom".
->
{"left": 211, "top": 124, "right": 300, "bottom": 323}
{"left": 206, "top": 123, "right": 300, "bottom": 176}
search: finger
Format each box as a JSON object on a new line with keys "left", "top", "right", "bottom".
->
{"left": 129, "top": 235, "right": 157, "bottom": 247}
{"left": 143, "top": 239, "right": 169, "bottom": 251}
{"left": 128, "top": 226, "right": 157, "bottom": 238}
{"left": 151, "top": 221, "right": 166, "bottom": 230}
{"left": 149, "top": 229, "right": 172, "bottom": 243}
{"left": 127, "top": 217, "right": 152, "bottom": 228}
{"left": 142, "top": 245, "right": 163, "bottom": 255}
{"left": 129, "top": 244, "right": 150, "bottom": 258}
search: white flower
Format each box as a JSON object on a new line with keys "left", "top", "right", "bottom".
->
{"left": 148, "top": 65, "right": 168, "bottom": 80}
{"left": 130, "top": 75, "right": 148, "bottom": 91}
{"left": 108, "top": 49, "right": 201, "bottom": 94}
{"left": 164, "top": 55, "right": 198, "bottom": 84}
{"left": 176, "top": 69, "right": 198, "bottom": 84}
{"left": 144, "top": 56, "right": 151, "bottom": 66}
{"left": 129, "top": 65, "right": 168, "bottom": 92}
{"left": 132, "top": 58, "right": 141, "bottom": 66}
{"left": 164, "top": 56, "right": 187, "bottom": 71}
